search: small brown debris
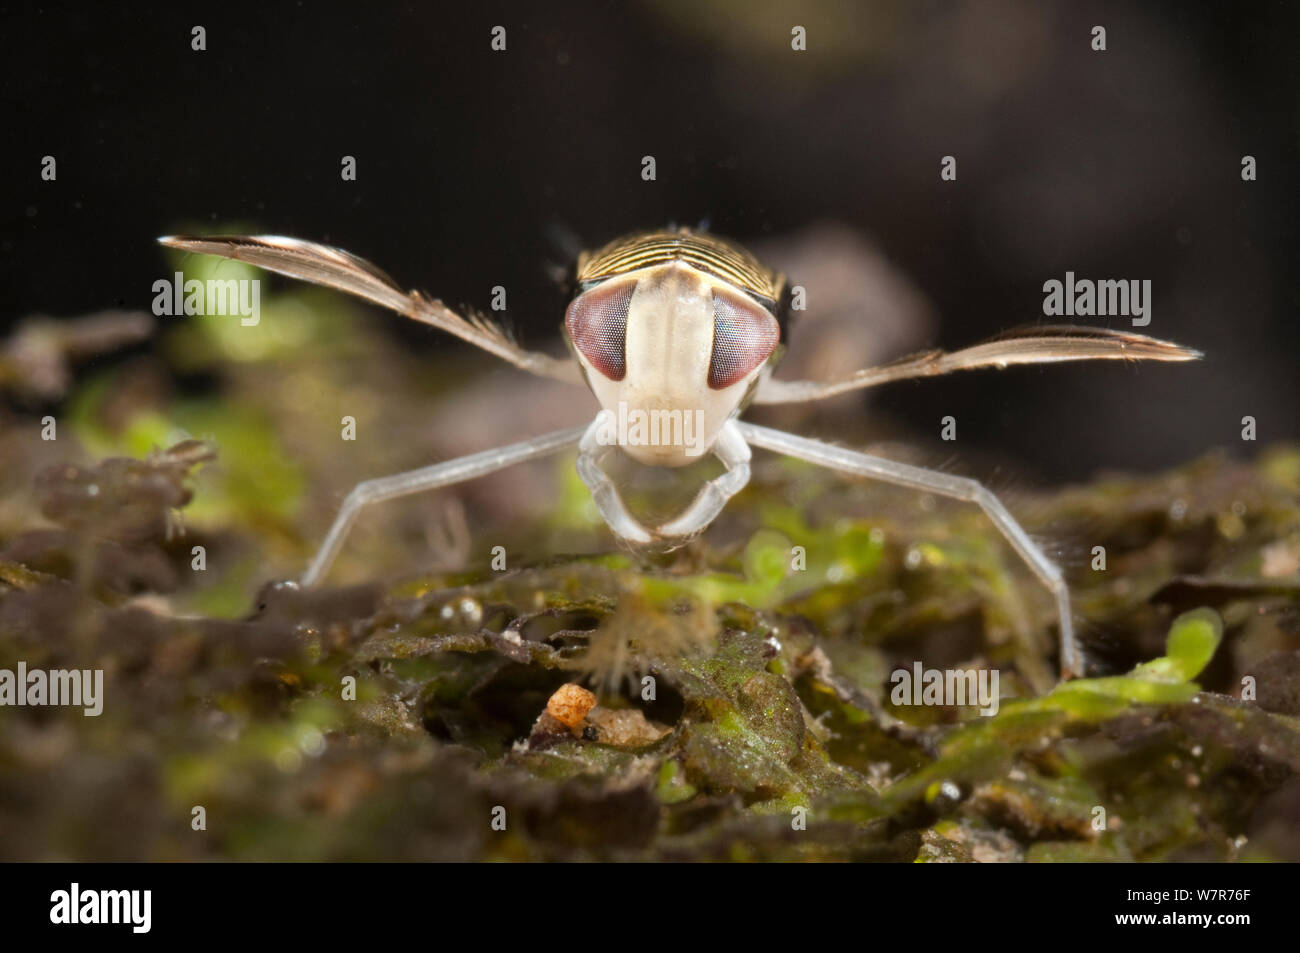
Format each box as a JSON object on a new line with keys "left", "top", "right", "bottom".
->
{"left": 585, "top": 708, "right": 671, "bottom": 748}
{"left": 34, "top": 439, "right": 216, "bottom": 541}
{"left": 1, "top": 310, "right": 154, "bottom": 401}
{"left": 546, "top": 683, "right": 596, "bottom": 729}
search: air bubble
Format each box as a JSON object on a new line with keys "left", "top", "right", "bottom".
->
{"left": 459, "top": 597, "right": 483, "bottom": 626}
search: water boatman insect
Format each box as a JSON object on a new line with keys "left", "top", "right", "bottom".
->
{"left": 159, "top": 228, "right": 1201, "bottom": 678}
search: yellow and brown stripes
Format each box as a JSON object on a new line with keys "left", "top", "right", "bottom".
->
{"left": 576, "top": 229, "right": 784, "bottom": 304}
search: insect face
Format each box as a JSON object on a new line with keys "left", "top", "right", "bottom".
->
{"left": 565, "top": 244, "right": 782, "bottom": 467}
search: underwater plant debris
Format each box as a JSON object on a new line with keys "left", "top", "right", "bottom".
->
{"left": 1, "top": 352, "right": 1297, "bottom": 860}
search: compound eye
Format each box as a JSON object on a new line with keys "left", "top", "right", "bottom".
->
{"left": 708, "top": 286, "right": 779, "bottom": 389}
{"left": 565, "top": 279, "right": 634, "bottom": 381}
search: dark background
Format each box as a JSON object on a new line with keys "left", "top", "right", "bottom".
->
{"left": 2, "top": 0, "right": 1296, "bottom": 483}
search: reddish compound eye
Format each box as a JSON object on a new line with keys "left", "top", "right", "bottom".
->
{"left": 565, "top": 280, "right": 634, "bottom": 381}
{"left": 708, "top": 287, "right": 779, "bottom": 389}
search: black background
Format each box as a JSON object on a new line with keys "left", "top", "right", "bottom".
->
{"left": 2, "top": 0, "right": 1296, "bottom": 483}
{"left": 5, "top": 861, "right": 1279, "bottom": 937}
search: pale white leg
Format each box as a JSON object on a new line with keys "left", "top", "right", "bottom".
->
{"left": 658, "top": 421, "right": 751, "bottom": 538}
{"left": 301, "top": 425, "right": 586, "bottom": 587}
{"left": 736, "top": 421, "right": 1082, "bottom": 678}
{"left": 576, "top": 415, "right": 752, "bottom": 546}
{"left": 576, "top": 413, "right": 655, "bottom": 545}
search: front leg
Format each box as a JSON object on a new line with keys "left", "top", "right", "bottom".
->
{"left": 576, "top": 415, "right": 752, "bottom": 548}
{"left": 736, "top": 420, "right": 1081, "bottom": 679}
